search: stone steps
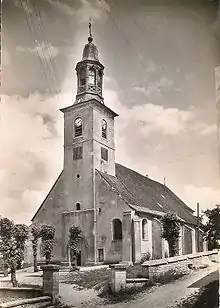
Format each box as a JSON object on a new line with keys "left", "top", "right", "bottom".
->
{"left": 0, "top": 296, "right": 51, "bottom": 308}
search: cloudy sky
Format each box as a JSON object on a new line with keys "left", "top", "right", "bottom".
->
{"left": 1, "top": 0, "right": 220, "bottom": 224}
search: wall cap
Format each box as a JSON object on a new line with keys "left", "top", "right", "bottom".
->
{"left": 109, "top": 264, "right": 127, "bottom": 270}
{"left": 41, "top": 264, "right": 60, "bottom": 271}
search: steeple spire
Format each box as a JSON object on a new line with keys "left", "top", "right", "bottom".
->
{"left": 75, "top": 23, "right": 104, "bottom": 104}
{"left": 88, "top": 18, "right": 93, "bottom": 43}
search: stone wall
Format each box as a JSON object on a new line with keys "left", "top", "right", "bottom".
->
{"left": 142, "top": 250, "right": 218, "bottom": 280}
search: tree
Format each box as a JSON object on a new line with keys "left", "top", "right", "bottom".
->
{"left": 161, "top": 213, "right": 181, "bottom": 257}
{"left": 31, "top": 225, "right": 41, "bottom": 272}
{"left": 68, "top": 226, "right": 82, "bottom": 268}
{"left": 13, "top": 224, "right": 29, "bottom": 270}
{"left": 203, "top": 207, "right": 220, "bottom": 250}
{"left": 40, "top": 225, "right": 55, "bottom": 264}
{"left": 0, "top": 218, "right": 28, "bottom": 286}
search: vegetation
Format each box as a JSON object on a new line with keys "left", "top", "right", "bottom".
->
{"left": 31, "top": 224, "right": 41, "bottom": 272}
{"left": 161, "top": 213, "right": 181, "bottom": 257}
{"left": 68, "top": 226, "right": 82, "bottom": 268}
{"left": 203, "top": 206, "right": 220, "bottom": 250}
{"left": 40, "top": 225, "right": 55, "bottom": 264}
{"left": 13, "top": 224, "right": 29, "bottom": 269}
{"left": 0, "top": 217, "right": 28, "bottom": 286}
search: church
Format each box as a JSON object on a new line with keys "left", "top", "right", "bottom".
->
{"left": 31, "top": 27, "right": 205, "bottom": 266}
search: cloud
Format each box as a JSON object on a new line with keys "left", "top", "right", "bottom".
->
{"left": 183, "top": 184, "right": 220, "bottom": 212}
{"left": 16, "top": 42, "right": 60, "bottom": 60}
{"left": 46, "top": 0, "right": 75, "bottom": 16}
{"left": 76, "top": 0, "right": 110, "bottom": 23}
{"left": 46, "top": 0, "right": 110, "bottom": 22}
{"left": 134, "top": 76, "right": 173, "bottom": 101}
{"left": 0, "top": 89, "right": 71, "bottom": 223}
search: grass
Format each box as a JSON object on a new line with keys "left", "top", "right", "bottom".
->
{"left": 60, "top": 268, "right": 111, "bottom": 289}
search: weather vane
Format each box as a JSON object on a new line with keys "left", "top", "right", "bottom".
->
{"left": 89, "top": 17, "right": 92, "bottom": 37}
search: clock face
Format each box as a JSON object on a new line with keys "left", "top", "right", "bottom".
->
{"left": 75, "top": 118, "right": 82, "bottom": 127}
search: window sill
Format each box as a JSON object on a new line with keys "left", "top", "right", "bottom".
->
{"left": 112, "top": 240, "right": 122, "bottom": 242}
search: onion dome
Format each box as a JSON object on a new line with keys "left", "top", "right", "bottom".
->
{"left": 82, "top": 36, "right": 99, "bottom": 61}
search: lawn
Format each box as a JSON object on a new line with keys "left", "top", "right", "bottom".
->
{"left": 60, "top": 268, "right": 111, "bottom": 290}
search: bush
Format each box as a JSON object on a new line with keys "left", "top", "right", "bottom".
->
{"left": 140, "top": 252, "right": 151, "bottom": 264}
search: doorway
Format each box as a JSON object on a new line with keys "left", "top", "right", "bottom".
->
{"left": 76, "top": 251, "right": 81, "bottom": 266}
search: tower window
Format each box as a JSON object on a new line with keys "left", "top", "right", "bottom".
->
{"left": 79, "top": 68, "right": 86, "bottom": 86}
{"left": 74, "top": 117, "right": 83, "bottom": 137}
{"left": 76, "top": 203, "right": 81, "bottom": 210}
{"left": 73, "top": 146, "right": 83, "bottom": 160}
{"left": 112, "top": 219, "right": 122, "bottom": 241}
{"left": 142, "top": 219, "right": 148, "bottom": 240}
{"left": 97, "top": 70, "right": 102, "bottom": 87}
{"left": 101, "top": 147, "right": 108, "bottom": 161}
{"left": 102, "top": 119, "right": 107, "bottom": 139}
{"left": 88, "top": 68, "right": 95, "bottom": 85}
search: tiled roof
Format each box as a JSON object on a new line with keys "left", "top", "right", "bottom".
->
{"left": 98, "top": 163, "right": 198, "bottom": 226}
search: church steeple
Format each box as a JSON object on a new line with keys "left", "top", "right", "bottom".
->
{"left": 75, "top": 21, "right": 104, "bottom": 104}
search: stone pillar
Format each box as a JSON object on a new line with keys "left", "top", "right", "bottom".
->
{"left": 133, "top": 215, "right": 141, "bottom": 263}
{"left": 203, "top": 240, "right": 208, "bottom": 252}
{"left": 122, "top": 211, "right": 133, "bottom": 265}
{"left": 178, "top": 225, "right": 183, "bottom": 255}
{"left": 110, "top": 264, "right": 127, "bottom": 293}
{"left": 41, "top": 265, "right": 60, "bottom": 303}
{"left": 192, "top": 228, "right": 196, "bottom": 254}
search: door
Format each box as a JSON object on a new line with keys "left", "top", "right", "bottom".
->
{"left": 76, "top": 251, "right": 81, "bottom": 266}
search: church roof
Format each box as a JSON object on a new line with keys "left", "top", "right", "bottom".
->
{"left": 98, "top": 163, "right": 198, "bottom": 226}
{"left": 32, "top": 164, "right": 198, "bottom": 226}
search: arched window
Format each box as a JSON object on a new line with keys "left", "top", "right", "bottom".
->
{"left": 76, "top": 203, "right": 81, "bottom": 210}
{"left": 79, "top": 68, "right": 86, "bottom": 86}
{"left": 74, "top": 117, "right": 82, "bottom": 137}
{"left": 142, "top": 219, "right": 148, "bottom": 240}
{"left": 88, "top": 68, "right": 96, "bottom": 85}
{"left": 102, "top": 119, "right": 107, "bottom": 139}
{"left": 112, "top": 219, "right": 122, "bottom": 240}
{"left": 97, "top": 70, "right": 102, "bottom": 87}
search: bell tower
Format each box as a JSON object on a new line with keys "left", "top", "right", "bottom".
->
{"left": 61, "top": 22, "right": 118, "bottom": 214}
{"left": 75, "top": 21, "right": 104, "bottom": 104}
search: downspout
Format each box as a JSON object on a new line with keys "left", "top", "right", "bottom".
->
{"left": 93, "top": 168, "right": 97, "bottom": 264}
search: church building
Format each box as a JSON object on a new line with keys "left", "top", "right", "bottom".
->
{"left": 31, "top": 27, "right": 205, "bottom": 266}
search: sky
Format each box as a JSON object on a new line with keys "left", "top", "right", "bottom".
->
{"left": 1, "top": 0, "right": 220, "bottom": 224}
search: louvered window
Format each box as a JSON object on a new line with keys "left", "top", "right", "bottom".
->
{"left": 73, "top": 146, "right": 83, "bottom": 160}
{"left": 101, "top": 147, "right": 108, "bottom": 161}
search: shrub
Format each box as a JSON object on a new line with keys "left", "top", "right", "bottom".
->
{"left": 40, "top": 225, "right": 55, "bottom": 264}
{"left": 161, "top": 213, "right": 180, "bottom": 257}
{"left": 140, "top": 252, "right": 151, "bottom": 264}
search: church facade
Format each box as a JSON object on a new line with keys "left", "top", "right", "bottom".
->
{"left": 31, "top": 30, "right": 205, "bottom": 266}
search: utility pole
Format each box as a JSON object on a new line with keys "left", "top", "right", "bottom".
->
{"left": 197, "top": 202, "right": 200, "bottom": 252}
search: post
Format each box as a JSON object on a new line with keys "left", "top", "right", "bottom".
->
{"left": 41, "top": 265, "right": 60, "bottom": 304}
{"left": 110, "top": 264, "right": 127, "bottom": 293}
{"left": 197, "top": 202, "right": 200, "bottom": 252}
{"left": 133, "top": 215, "right": 141, "bottom": 263}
